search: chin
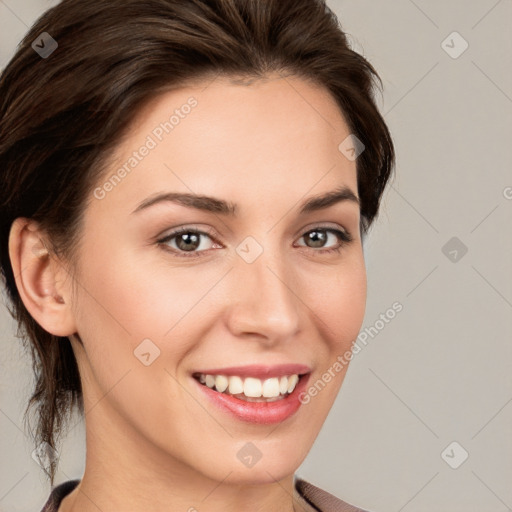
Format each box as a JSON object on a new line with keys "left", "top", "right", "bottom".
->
{"left": 191, "top": 441, "right": 309, "bottom": 486}
{"left": 218, "top": 462, "right": 300, "bottom": 486}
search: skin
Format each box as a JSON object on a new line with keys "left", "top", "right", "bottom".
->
{"left": 9, "top": 73, "right": 367, "bottom": 512}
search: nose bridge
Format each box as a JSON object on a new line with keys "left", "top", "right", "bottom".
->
{"left": 229, "top": 237, "right": 301, "bottom": 339}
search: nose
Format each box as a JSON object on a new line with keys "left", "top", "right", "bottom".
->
{"left": 225, "top": 250, "right": 301, "bottom": 346}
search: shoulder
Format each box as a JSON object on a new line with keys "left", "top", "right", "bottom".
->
{"left": 40, "top": 479, "right": 80, "bottom": 512}
{"left": 294, "top": 476, "right": 372, "bottom": 512}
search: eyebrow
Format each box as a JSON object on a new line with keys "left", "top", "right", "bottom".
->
{"left": 131, "top": 185, "right": 359, "bottom": 216}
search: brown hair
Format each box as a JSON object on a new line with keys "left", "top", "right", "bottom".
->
{"left": 0, "top": 0, "right": 394, "bottom": 485}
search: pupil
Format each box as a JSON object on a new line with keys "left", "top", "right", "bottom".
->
{"left": 309, "top": 230, "right": 326, "bottom": 248}
{"left": 179, "top": 232, "right": 199, "bottom": 251}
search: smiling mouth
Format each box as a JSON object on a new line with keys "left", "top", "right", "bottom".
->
{"left": 192, "top": 372, "right": 305, "bottom": 402}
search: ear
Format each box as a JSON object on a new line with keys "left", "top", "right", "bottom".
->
{"left": 8, "top": 217, "right": 77, "bottom": 337}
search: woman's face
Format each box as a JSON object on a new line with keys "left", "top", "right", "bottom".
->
{"left": 67, "top": 74, "right": 366, "bottom": 485}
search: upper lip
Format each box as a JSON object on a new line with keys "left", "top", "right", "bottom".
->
{"left": 192, "top": 364, "right": 311, "bottom": 379}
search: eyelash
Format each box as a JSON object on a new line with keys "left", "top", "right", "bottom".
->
{"left": 156, "top": 225, "right": 353, "bottom": 259}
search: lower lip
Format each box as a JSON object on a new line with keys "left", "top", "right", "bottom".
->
{"left": 194, "top": 374, "right": 310, "bottom": 425}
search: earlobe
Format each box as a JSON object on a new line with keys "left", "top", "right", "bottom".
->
{"left": 8, "top": 217, "right": 77, "bottom": 337}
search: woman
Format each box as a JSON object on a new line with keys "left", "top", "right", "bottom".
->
{"left": 0, "top": 0, "right": 394, "bottom": 510}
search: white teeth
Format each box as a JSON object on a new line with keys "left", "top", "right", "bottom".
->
{"left": 196, "top": 373, "right": 301, "bottom": 399}
{"left": 228, "top": 376, "right": 244, "bottom": 395}
{"left": 262, "top": 377, "right": 280, "bottom": 398}
{"left": 279, "top": 376, "right": 289, "bottom": 394}
{"left": 244, "top": 377, "right": 262, "bottom": 397}
{"left": 205, "top": 374, "right": 215, "bottom": 388}
{"left": 215, "top": 375, "right": 229, "bottom": 393}
{"left": 287, "top": 374, "right": 299, "bottom": 394}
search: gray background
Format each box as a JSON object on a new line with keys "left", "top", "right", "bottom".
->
{"left": 1, "top": 1, "right": 511, "bottom": 511}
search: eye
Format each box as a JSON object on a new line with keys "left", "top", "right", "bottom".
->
{"left": 295, "top": 226, "right": 353, "bottom": 255}
{"left": 157, "top": 225, "right": 353, "bottom": 258}
{"left": 157, "top": 226, "right": 219, "bottom": 258}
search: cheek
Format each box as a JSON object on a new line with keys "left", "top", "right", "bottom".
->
{"left": 69, "top": 249, "right": 204, "bottom": 418}
{"left": 308, "top": 256, "right": 367, "bottom": 350}
{"left": 73, "top": 245, "right": 207, "bottom": 354}
{"left": 295, "top": 257, "right": 366, "bottom": 421}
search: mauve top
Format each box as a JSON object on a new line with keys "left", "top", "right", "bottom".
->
{"left": 39, "top": 477, "right": 371, "bottom": 512}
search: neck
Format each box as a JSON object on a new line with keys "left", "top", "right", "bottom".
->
{"left": 58, "top": 399, "right": 297, "bottom": 512}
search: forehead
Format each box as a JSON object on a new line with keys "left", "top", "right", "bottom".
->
{"left": 91, "top": 74, "right": 358, "bottom": 217}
